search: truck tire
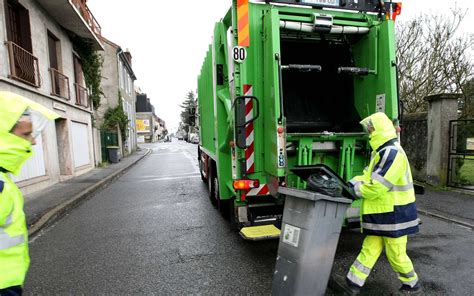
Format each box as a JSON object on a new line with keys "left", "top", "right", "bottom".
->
{"left": 228, "top": 198, "right": 238, "bottom": 232}
{"left": 208, "top": 163, "right": 218, "bottom": 207}
{"left": 198, "top": 147, "right": 208, "bottom": 184}
{"left": 213, "top": 172, "right": 221, "bottom": 210}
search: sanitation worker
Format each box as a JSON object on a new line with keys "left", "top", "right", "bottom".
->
{"left": 342, "top": 112, "right": 421, "bottom": 295}
{"left": 0, "top": 92, "right": 58, "bottom": 296}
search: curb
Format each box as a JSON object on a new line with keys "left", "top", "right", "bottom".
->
{"left": 417, "top": 208, "right": 473, "bottom": 230}
{"left": 28, "top": 148, "right": 152, "bottom": 238}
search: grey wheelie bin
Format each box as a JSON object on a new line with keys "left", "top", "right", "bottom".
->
{"left": 107, "top": 146, "right": 121, "bottom": 163}
{"left": 272, "top": 165, "right": 355, "bottom": 296}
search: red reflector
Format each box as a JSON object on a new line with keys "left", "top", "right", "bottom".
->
{"left": 396, "top": 3, "right": 402, "bottom": 16}
{"left": 386, "top": 2, "right": 402, "bottom": 21}
{"left": 277, "top": 127, "right": 284, "bottom": 134}
{"left": 233, "top": 179, "right": 260, "bottom": 190}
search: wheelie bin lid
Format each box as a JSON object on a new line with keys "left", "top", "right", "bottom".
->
{"left": 290, "top": 164, "right": 358, "bottom": 201}
{"left": 278, "top": 187, "right": 353, "bottom": 204}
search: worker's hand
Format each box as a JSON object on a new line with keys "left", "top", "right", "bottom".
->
{"left": 348, "top": 179, "right": 363, "bottom": 199}
{"left": 348, "top": 179, "right": 356, "bottom": 189}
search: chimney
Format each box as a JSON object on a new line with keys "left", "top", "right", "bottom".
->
{"left": 123, "top": 49, "right": 132, "bottom": 67}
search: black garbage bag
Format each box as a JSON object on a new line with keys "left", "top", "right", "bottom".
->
{"left": 307, "top": 173, "right": 343, "bottom": 197}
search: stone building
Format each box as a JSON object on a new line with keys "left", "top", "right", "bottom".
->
{"left": 93, "top": 37, "right": 137, "bottom": 163}
{"left": 0, "top": 0, "right": 102, "bottom": 195}
{"left": 135, "top": 93, "right": 166, "bottom": 143}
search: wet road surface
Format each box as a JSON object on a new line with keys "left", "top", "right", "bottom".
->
{"left": 26, "top": 141, "right": 474, "bottom": 295}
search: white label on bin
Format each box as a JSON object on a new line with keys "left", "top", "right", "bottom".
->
{"left": 282, "top": 224, "right": 301, "bottom": 248}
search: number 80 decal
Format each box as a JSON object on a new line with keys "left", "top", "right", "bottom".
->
{"left": 232, "top": 46, "right": 247, "bottom": 63}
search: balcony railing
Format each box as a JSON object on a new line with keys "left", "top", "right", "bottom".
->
{"left": 75, "top": 83, "right": 90, "bottom": 108}
{"left": 5, "top": 41, "right": 41, "bottom": 88}
{"left": 70, "top": 0, "right": 102, "bottom": 37}
{"left": 50, "top": 68, "right": 71, "bottom": 100}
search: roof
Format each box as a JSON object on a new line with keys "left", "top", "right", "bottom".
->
{"left": 101, "top": 36, "right": 137, "bottom": 80}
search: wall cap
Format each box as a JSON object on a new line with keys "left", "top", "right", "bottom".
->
{"left": 424, "top": 93, "right": 461, "bottom": 102}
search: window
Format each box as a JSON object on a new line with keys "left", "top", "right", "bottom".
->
{"left": 73, "top": 55, "right": 88, "bottom": 107}
{"left": 126, "top": 76, "right": 131, "bottom": 95}
{"left": 48, "top": 32, "right": 60, "bottom": 70}
{"left": 4, "top": 0, "right": 40, "bottom": 87}
{"left": 118, "top": 61, "right": 125, "bottom": 90}
{"left": 5, "top": 0, "right": 32, "bottom": 51}
{"left": 47, "top": 31, "right": 70, "bottom": 99}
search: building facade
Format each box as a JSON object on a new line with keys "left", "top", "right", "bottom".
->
{"left": 0, "top": 0, "right": 102, "bottom": 195}
{"left": 93, "top": 38, "right": 137, "bottom": 163}
{"left": 135, "top": 93, "right": 166, "bottom": 143}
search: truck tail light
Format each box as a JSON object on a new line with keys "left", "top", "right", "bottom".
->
{"left": 386, "top": 2, "right": 402, "bottom": 21}
{"left": 233, "top": 179, "right": 260, "bottom": 190}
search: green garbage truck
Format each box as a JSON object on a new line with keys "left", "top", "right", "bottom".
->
{"left": 197, "top": 0, "right": 402, "bottom": 240}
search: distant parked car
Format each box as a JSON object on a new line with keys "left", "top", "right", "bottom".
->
{"left": 190, "top": 134, "right": 199, "bottom": 144}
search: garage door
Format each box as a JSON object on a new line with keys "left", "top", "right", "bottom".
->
{"left": 71, "top": 121, "right": 91, "bottom": 168}
{"left": 13, "top": 134, "right": 46, "bottom": 182}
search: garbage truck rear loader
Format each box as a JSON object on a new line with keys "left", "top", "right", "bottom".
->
{"left": 197, "top": 0, "right": 402, "bottom": 240}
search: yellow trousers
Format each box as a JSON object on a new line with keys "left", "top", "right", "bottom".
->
{"left": 347, "top": 235, "right": 419, "bottom": 287}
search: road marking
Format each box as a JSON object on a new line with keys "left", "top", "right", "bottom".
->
{"left": 182, "top": 151, "right": 199, "bottom": 173}
{"left": 137, "top": 174, "right": 201, "bottom": 182}
{"left": 140, "top": 172, "right": 200, "bottom": 179}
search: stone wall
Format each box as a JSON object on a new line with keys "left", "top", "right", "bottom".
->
{"left": 401, "top": 113, "right": 428, "bottom": 182}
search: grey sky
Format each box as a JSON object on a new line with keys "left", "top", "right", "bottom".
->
{"left": 88, "top": 0, "right": 473, "bottom": 133}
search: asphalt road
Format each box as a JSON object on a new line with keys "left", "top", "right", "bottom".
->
{"left": 25, "top": 141, "right": 474, "bottom": 295}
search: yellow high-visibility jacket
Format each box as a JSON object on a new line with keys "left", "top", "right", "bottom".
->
{"left": 351, "top": 113, "right": 419, "bottom": 238}
{"left": 0, "top": 92, "right": 58, "bottom": 289}
{"left": 0, "top": 171, "right": 30, "bottom": 289}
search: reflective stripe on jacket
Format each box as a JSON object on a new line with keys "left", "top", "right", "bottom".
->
{"left": 0, "top": 172, "right": 30, "bottom": 289}
{"left": 352, "top": 139, "right": 419, "bottom": 238}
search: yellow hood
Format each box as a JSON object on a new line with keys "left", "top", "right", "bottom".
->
{"left": 360, "top": 112, "right": 397, "bottom": 150}
{"left": 0, "top": 92, "right": 59, "bottom": 175}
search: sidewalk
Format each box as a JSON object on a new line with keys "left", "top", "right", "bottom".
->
{"left": 25, "top": 148, "right": 151, "bottom": 237}
{"left": 416, "top": 185, "right": 474, "bottom": 228}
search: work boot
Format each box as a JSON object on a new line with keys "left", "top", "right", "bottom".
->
{"left": 330, "top": 274, "right": 361, "bottom": 295}
{"left": 393, "top": 282, "right": 422, "bottom": 295}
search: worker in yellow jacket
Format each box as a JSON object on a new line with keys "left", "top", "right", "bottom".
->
{"left": 343, "top": 112, "right": 421, "bottom": 295}
{"left": 0, "top": 92, "right": 58, "bottom": 296}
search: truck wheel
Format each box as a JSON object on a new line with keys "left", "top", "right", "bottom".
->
{"left": 199, "top": 157, "right": 207, "bottom": 183}
{"left": 198, "top": 148, "right": 207, "bottom": 184}
{"left": 213, "top": 173, "right": 221, "bottom": 210}
{"left": 228, "top": 198, "right": 238, "bottom": 232}
{"left": 208, "top": 164, "right": 217, "bottom": 207}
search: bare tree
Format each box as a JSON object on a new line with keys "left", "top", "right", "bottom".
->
{"left": 396, "top": 7, "right": 473, "bottom": 114}
{"left": 460, "top": 78, "right": 474, "bottom": 118}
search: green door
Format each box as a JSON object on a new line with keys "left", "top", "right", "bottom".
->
{"left": 262, "top": 7, "right": 285, "bottom": 178}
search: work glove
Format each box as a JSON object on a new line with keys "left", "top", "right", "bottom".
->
{"left": 348, "top": 179, "right": 363, "bottom": 199}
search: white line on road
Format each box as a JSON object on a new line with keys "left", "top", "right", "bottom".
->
{"left": 137, "top": 174, "right": 201, "bottom": 182}
{"left": 182, "top": 150, "right": 199, "bottom": 174}
{"left": 140, "top": 172, "right": 200, "bottom": 179}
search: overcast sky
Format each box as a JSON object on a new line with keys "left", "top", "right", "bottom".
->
{"left": 88, "top": 0, "right": 473, "bottom": 133}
